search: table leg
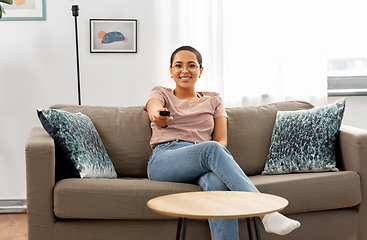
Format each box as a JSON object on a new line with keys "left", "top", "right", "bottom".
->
{"left": 176, "top": 218, "right": 188, "bottom": 240}
{"left": 181, "top": 218, "right": 187, "bottom": 240}
{"left": 176, "top": 218, "right": 183, "bottom": 240}
{"left": 253, "top": 217, "right": 261, "bottom": 240}
{"left": 246, "top": 218, "right": 253, "bottom": 239}
{"left": 246, "top": 217, "right": 261, "bottom": 240}
{"left": 177, "top": 217, "right": 260, "bottom": 240}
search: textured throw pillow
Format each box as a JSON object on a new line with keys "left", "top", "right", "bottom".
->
{"left": 38, "top": 108, "right": 117, "bottom": 180}
{"left": 262, "top": 98, "right": 346, "bottom": 175}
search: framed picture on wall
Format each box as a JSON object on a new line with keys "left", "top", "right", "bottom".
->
{"left": 0, "top": 0, "right": 46, "bottom": 21}
{"left": 90, "top": 19, "right": 137, "bottom": 53}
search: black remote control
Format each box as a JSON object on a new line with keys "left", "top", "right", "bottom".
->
{"left": 159, "top": 111, "right": 170, "bottom": 128}
{"left": 159, "top": 110, "right": 170, "bottom": 116}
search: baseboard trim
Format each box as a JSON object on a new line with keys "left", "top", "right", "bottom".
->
{"left": 0, "top": 199, "right": 27, "bottom": 213}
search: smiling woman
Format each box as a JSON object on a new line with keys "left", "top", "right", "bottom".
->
{"left": 143, "top": 46, "right": 300, "bottom": 240}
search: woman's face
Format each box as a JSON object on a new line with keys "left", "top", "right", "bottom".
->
{"left": 170, "top": 50, "right": 204, "bottom": 90}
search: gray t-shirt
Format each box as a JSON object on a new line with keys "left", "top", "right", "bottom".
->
{"left": 144, "top": 86, "right": 228, "bottom": 148}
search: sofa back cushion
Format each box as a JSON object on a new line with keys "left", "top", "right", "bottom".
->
{"left": 51, "top": 105, "right": 152, "bottom": 178}
{"left": 51, "top": 101, "right": 314, "bottom": 178}
{"left": 226, "top": 101, "right": 314, "bottom": 176}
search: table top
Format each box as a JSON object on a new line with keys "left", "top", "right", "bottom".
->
{"left": 147, "top": 191, "right": 288, "bottom": 219}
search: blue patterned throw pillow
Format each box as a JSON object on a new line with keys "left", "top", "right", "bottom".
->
{"left": 262, "top": 98, "right": 346, "bottom": 175}
{"left": 38, "top": 109, "right": 117, "bottom": 179}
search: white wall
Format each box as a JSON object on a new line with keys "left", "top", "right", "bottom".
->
{"left": 328, "top": 96, "right": 367, "bottom": 131}
{"left": 1, "top": 0, "right": 367, "bottom": 200}
{"left": 325, "top": 0, "right": 367, "bottom": 131}
{"left": 0, "top": 0, "right": 156, "bottom": 199}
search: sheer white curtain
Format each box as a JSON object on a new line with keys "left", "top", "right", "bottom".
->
{"left": 153, "top": 0, "right": 328, "bottom": 107}
{"left": 152, "top": 0, "right": 224, "bottom": 93}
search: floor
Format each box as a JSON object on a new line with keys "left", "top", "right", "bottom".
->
{"left": 0, "top": 213, "right": 28, "bottom": 240}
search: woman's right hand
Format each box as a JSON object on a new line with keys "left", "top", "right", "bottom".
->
{"left": 146, "top": 99, "right": 173, "bottom": 128}
{"left": 150, "top": 108, "right": 173, "bottom": 128}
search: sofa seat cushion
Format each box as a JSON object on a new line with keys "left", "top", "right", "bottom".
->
{"left": 54, "top": 171, "right": 361, "bottom": 220}
{"left": 250, "top": 171, "right": 361, "bottom": 215}
{"left": 54, "top": 178, "right": 202, "bottom": 220}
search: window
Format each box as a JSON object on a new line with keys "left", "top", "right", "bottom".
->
{"left": 327, "top": 59, "right": 367, "bottom": 96}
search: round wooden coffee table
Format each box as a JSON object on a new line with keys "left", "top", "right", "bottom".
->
{"left": 147, "top": 191, "right": 288, "bottom": 240}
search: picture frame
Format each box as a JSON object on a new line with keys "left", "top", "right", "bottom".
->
{"left": 0, "top": 0, "right": 46, "bottom": 21}
{"left": 90, "top": 19, "right": 137, "bottom": 53}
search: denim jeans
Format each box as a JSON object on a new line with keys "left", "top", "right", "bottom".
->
{"left": 147, "top": 140, "right": 260, "bottom": 240}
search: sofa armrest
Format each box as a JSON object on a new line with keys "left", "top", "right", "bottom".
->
{"left": 25, "top": 127, "right": 56, "bottom": 240}
{"left": 337, "top": 124, "right": 367, "bottom": 240}
{"left": 338, "top": 125, "right": 367, "bottom": 173}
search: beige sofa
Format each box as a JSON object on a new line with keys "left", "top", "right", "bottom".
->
{"left": 26, "top": 101, "right": 367, "bottom": 240}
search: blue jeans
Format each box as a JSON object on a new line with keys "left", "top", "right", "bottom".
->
{"left": 147, "top": 140, "right": 260, "bottom": 240}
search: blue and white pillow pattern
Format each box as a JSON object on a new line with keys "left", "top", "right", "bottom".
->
{"left": 262, "top": 98, "right": 346, "bottom": 175}
{"left": 38, "top": 108, "right": 117, "bottom": 179}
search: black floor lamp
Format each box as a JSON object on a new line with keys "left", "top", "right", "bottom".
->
{"left": 68, "top": 0, "right": 81, "bottom": 105}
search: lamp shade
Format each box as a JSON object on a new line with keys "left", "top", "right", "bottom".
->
{"left": 68, "top": 0, "right": 80, "bottom": 5}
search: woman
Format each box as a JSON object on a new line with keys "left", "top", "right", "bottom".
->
{"left": 144, "top": 46, "right": 300, "bottom": 240}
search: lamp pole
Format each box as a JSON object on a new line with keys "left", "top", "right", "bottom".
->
{"left": 69, "top": 0, "right": 81, "bottom": 105}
